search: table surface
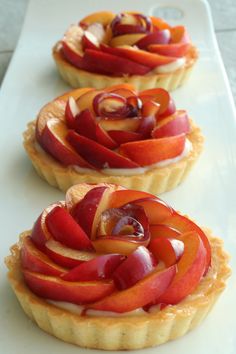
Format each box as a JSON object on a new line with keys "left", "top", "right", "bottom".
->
{"left": 0, "top": 0, "right": 236, "bottom": 102}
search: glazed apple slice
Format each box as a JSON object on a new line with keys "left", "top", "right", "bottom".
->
{"left": 108, "top": 130, "right": 142, "bottom": 145}
{"left": 39, "top": 118, "right": 94, "bottom": 168}
{"left": 61, "top": 254, "right": 125, "bottom": 281}
{"left": 152, "top": 110, "right": 190, "bottom": 138}
{"left": 82, "top": 31, "right": 100, "bottom": 50}
{"left": 113, "top": 246, "right": 155, "bottom": 290}
{"left": 87, "top": 265, "right": 176, "bottom": 313}
{"left": 61, "top": 25, "right": 84, "bottom": 67}
{"left": 149, "top": 42, "right": 190, "bottom": 57}
{"left": 109, "top": 33, "right": 146, "bottom": 47}
{"left": 67, "top": 130, "right": 140, "bottom": 169}
{"left": 74, "top": 109, "right": 97, "bottom": 140}
{"left": 101, "top": 44, "right": 176, "bottom": 69}
{"left": 65, "top": 96, "right": 80, "bottom": 129}
{"left": 75, "top": 88, "right": 98, "bottom": 113}
{"left": 135, "top": 30, "right": 171, "bottom": 49}
{"left": 83, "top": 49, "right": 151, "bottom": 75}
{"left": 119, "top": 134, "right": 186, "bottom": 166}
{"left": 170, "top": 25, "right": 190, "bottom": 44}
{"left": 45, "top": 205, "right": 93, "bottom": 250}
{"left": 21, "top": 236, "right": 66, "bottom": 276}
{"left": 92, "top": 237, "right": 145, "bottom": 256}
{"left": 99, "top": 117, "right": 141, "bottom": 132}
{"left": 23, "top": 269, "right": 115, "bottom": 304}
{"left": 45, "top": 239, "right": 96, "bottom": 268}
{"left": 96, "top": 124, "right": 118, "bottom": 149}
{"left": 149, "top": 224, "right": 181, "bottom": 239}
{"left": 150, "top": 16, "right": 171, "bottom": 30}
{"left": 157, "top": 232, "right": 206, "bottom": 304}
{"left": 149, "top": 237, "right": 184, "bottom": 267}
{"left": 109, "top": 189, "right": 154, "bottom": 209}
{"left": 104, "top": 83, "right": 137, "bottom": 95}
{"left": 30, "top": 202, "right": 64, "bottom": 248}
{"left": 158, "top": 212, "right": 211, "bottom": 272}
{"left": 139, "top": 88, "right": 176, "bottom": 116}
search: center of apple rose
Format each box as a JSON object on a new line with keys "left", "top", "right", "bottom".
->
{"left": 112, "top": 216, "right": 144, "bottom": 238}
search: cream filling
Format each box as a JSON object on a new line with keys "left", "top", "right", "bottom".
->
{"left": 72, "top": 138, "right": 192, "bottom": 176}
{"left": 153, "top": 57, "right": 186, "bottom": 74}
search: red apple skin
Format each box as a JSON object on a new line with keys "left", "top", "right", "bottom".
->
{"left": 83, "top": 49, "right": 151, "bottom": 75}
{"left": 61, "top": 40, "right": 84, "bottom": 68}
{"left": 74, "top": 109, "right": 97, "bottom": 140}
{"left": 135, "top": 30, "right": 171, "bottom": 49}
{"left": 67, "top": 130, "right": 140, "bottom": 169}
{"left": 152, "top": 111, "right": 190, "bottom": 138}
{"left": 158, "top": 211, "right": 211, "bottom": 273}
{"left": 21, "top": 236, "right": 66, "bottom": 276}
{"left": 45, "top": 206, "right": 93, "bottom": 250}
{"left": 156, "top": 232, "right": 206, "bottom": 305}
{"left": 119, "top": 134, "right": 186, "bottom": 166}
{"left": 45, "top": 239, "right": 96, "bottom": 269}
{"left": 96, "top": 124, "right": 118, "bottom": 149}
{"left": 61, "top": 254, "right": 125, "bottom": 281}
{"left": 86, "top": 265, "right": 176, "bottom": 313}
{"left": 65, "top": 96, "right": 80, "bottom": 129}
{"left": 82, "top": 31, "right": 99, "bottom": 50}
{"left": 113, "top": 246, "right": 156, "bottom": 290}
{"left": 149, "top": 237, "right": 184, "bottom": 267}
{"left": 38, "top": 118, "right": 93, "bottom": 168}
{"left": 23, "top": 269, "right": 115, "bottom": 305}
{"left": 72, "top": 186, "right": 108, "bottom": 236}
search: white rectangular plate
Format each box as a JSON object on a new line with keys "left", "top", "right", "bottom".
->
{"left": 0, "top": 0, "right": 235, "bottom": 353}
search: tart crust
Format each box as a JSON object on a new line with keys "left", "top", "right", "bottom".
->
{"left": 23, "top": 119, "right": 204, "bottom": 194}
{"left": 53, "top": 44, "right": 198, "bottom": 91}
{"left": 5, "top": 229, "right": 231, "bottom": 350}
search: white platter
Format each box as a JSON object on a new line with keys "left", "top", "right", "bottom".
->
{"left": 0, "top": 0, "right": 236, "bottom": 353}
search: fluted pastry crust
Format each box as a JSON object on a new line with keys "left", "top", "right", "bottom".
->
{"left": 53, "top": 44, "right": 198, "bottom": 91}
{"left": 23, "top": 119, "right": 204, "bottom": 194}
{"left": 5, "top": 229, "right": 231, "bottom": 350}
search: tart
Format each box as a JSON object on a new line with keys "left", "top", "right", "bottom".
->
{"left": 5, "top": 183, "right": 231, "bottom": 350}
{"left": 23, "top": 84, "right": 204, "bottom": 194}
{"left": 53, "top": 11, "right": 198, "bottom": 91}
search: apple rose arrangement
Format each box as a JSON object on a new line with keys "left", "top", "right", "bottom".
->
{"left": 6, "top": 183, "right": 230, "bottom": 350}
{"left": 53, "top": 11, "right": 198, "bottom": 90}
{"left": 23, "top": 84, "right": 203, "bottom": 193}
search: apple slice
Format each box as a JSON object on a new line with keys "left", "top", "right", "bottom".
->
{"left": 74, "top": 109, "right": 97, "bottom": 140}
{"left": 149, "top": 224, "right": 181, "bottom": 239}
{"left": 109, "top": 189, "right": 154, "bottom": 209}
{"left": 23, "top": 269, "right": 115, "bottom": 304}
{"left": 38, "top": 118, "right": 93, "bottom": 168}
{"left": 158, "top": 212, "right": 211, "bottom": 272}
{"left": 149, "top": 237, "right": 184, "bottom": 267}
{"left": 83, "top": 49, "right": 151, "bottom": 75}
{"left": 30, "top": 202, "right": 63, "bottom": 248}
{"left": 110, "top": 33, "right": 146, "bottom": 47}
{"left": 45, "top": 239, "right": 96, "bottom": 268}
{"left": 67, "top": 130, "right": 140, "bottom": 168}
{"left": 99, "top": 117, "right": 141, "bottom": 132}
{"left": 96, "top": 124, "right": 118, "bottom": 149}
{"left": 108, "top": 130, "right": 142, "bottom": 145}
{"left": 150, "top": 17, "right": 171, "bottom": 30}
{"left": 61, "top": 254, "right": 125, "bottom": 281}
{"left": 135, "top": 30, "right": 171, "bottom": 49}
{"left": 45, "top": 205, "right": 93, "bottom": 250}
{"left": 152, "top": 110, "right": 190, "bottom": 138}
{"left": 104, "top": 83, "right": 137, "bottom": 95}
{"left": 82, "top": 31, "right": 100, "bottom": 50}
{"left": 72, "top": 186, "right": 108, "bottom": 237}
{"left": 101, "top": 44, "right": 176, "bottom": 69}
{"left": 149, "top": 42, "right": 190, "bottom": 57}
{"left": 21, "top": 236, "right": 66, "bottom": 276}
{"left": 130, "top": 197, "right": 173, "bottom": 225}
{"left": 65, "top": 96, "right": 80, "bottom": 129}
{"left": 170, "top": 25, "right": 190, "bottom": 44}
{"left": 113, "top": 246, "right": 155, "bottom": 290}
{"left": 157, "top": 232, "right": 206, "bottom": 304}
{"left": 75, "top": 88, "right": 98, "bottom": 113}
{"left": 61, "top": 25, "right": 84, "bottom": 67}
{"left": 87, "top": 265, "right": 176, "bottom": 312}
{"left": 92, "top": 237, "right": 145, "bottom": 256}
{"left": 139, "top": 88, "right": 175, "bottom": 116}
{"left": 119, "top": 134, "right": 186, "bottom": 166}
